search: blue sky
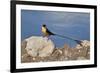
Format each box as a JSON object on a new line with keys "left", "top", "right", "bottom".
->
{"left": 21, "top": 10, "right": 90, "bottom": 48}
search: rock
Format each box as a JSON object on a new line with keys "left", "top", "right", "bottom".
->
{"left": 22, "top": 36, "right": 55, "bottom": 57}
{"left": 21, "top": 40, "right": 27, "bottom": 50}
{"left": 62, "top": 44, "right": 69, "bottom": 57}
{"left": 21, "top": 39, "right": 90, "bottom": 62}
{"left": 51, "top": 49, "right": 63, "bottom": 60}
{"left": 77, "top": 57, "right": 86, "bottom": 60}
{"left": 76, "top": 40, "right": 90, "bottom": 49}
{"left": 21, "top": 41, "right": 27, "bottom": 57}
{"left": 75, "top": 40, "right": 90, "bottom": 58}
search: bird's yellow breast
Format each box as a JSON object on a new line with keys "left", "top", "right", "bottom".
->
{"left": 42, "top": 27, "right": 46, "bottom": 33}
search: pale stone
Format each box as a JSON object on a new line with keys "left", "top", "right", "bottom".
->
{"left": 24, "top": 36, "right": 55, "bottom": 57}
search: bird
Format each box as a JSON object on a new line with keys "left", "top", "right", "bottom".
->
{"left": 41, "top": 24, "right": 82, "bottom": 46}
{"left": 42, "top": 24, "right": 55, "bottom": 37}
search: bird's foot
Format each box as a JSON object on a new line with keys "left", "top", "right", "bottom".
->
{"left": 45, "top": 37, "right": 50, "bottom": 41}
{"left": 42, "top": 35, "right": 46, "bottom": 38}
{"left": 47, "top": 37, "right": 49, "bottom": 41}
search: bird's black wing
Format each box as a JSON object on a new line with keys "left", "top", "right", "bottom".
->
{"left": 46, "top": 28, "right": 55, "bottom": 35}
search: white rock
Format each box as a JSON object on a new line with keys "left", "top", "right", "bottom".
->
{"left": 76, "top": 40, "right": 90, "bottom": 49}
{"left": 81, "top": 40, "right": 90, "bottom": 47}
{"left": 24, "top": 36, "right": 55, "bottom": 57}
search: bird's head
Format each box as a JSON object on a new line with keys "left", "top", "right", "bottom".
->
{"left": 42, "top": 24, "right": 46, "bottom": 27}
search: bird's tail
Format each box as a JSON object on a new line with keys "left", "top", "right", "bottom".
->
{"left": 54, "top": 33, "right": 82, "bottom": 46}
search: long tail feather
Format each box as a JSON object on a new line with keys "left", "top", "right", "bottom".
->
{"left": 54, "top": 33, "right": 82, "bottom": 46}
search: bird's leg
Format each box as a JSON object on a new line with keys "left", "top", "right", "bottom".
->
{"left": 47, "top": 37, "right": 49, "bottom": 41}
{"left": 45, "top": 35, "right": 50, "bottom": 41}
{"left": 47, "top": 35, "right": 50, "bottom": 41}
{"left": 42, "top": 35, "right": 45, "bottom": 38}
{"left": 42, "top": 34, "right": 46, "bottom": 38}
{"left": 42, "top": 33, "right": 50, "bottom": 41}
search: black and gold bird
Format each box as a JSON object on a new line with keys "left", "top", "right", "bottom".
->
{"left": 41, "top": 24, "right": 82, "bottom": 46}
{"left": 42, "top": 24, "right": 55, "bottom": 37}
